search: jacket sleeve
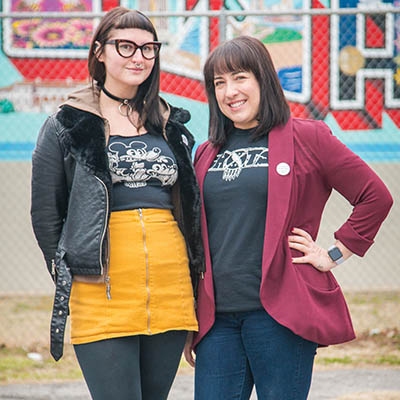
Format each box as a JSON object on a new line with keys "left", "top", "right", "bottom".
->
{"left": 31, "top": 115, "right": 69, "bottom": 279}
{"left": 315, "top": 121, "right": 393, "bottom": 256}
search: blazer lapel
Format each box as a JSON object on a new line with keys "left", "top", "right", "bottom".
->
{"left": 194, "top": 142, "right": 220, "bottom": 294}
{"left": 262, "top": 118, "right": 294, "bottom": 274}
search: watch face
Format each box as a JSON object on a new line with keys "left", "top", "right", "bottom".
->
{"left": 328, "top": 247, "right": 343, "bottom": 261}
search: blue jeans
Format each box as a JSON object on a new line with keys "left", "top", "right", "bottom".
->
{"left": 194, "top": 310, "right": 317, "bottom": 400}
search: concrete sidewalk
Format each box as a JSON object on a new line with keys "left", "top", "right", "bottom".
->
{"left": 0, "top": 369, "right": 399, "bottom": 399}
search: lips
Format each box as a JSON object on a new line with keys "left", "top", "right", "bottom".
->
{"left": 126, "top": 69, "right": 144, "bottom": 75}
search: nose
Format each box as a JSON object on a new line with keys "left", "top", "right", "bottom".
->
{"left": 130, "top": 47, "right": 144, "bottom": 61}
{"left": 225, "top": 80, "right": 238, "bottom": 97}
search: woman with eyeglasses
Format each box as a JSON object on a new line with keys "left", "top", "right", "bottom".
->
{"left": 31, "top": 7, "right": 204, "bottom": 400}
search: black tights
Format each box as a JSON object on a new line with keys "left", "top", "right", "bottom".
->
{"left": 74, "top": 331, "right": 187, "bottom": 400}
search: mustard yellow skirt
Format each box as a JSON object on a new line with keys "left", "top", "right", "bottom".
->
{"left": 70, "top": 208, "right": 198, "bottom": 345}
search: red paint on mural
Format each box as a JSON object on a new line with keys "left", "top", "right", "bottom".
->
{"left": 304, "top": 0, "right": 400, "bottom": 129}
{"left": 161, "top": 72, "right": 207, "bottom": 102}
{"left": 10, "top": 58, "right": 88, "bottom": 81}
{"left": 4, "top": 0, "right": 400, "bottom": 129}
{"left": 366, "top": 16, "right": 384, "bottom": 48}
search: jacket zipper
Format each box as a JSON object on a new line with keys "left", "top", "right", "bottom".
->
{"left": 138, "top": 208, "right": 151, "bottom": 334}
{"left": 94, "top": 175, "right": 111, "bottom": 300}
{"left": 105, "top": 275, "right": 111, "bottom": 300}
{"left": 51, "top": 259, "right": 56, "bottom": 282}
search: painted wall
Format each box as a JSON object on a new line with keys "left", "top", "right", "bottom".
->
{"left": 0, "top": 0, "right": 399, "bottom": 161}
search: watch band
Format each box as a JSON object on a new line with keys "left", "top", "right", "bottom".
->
{"left": 328, "top": 245, "right": 345, "bottom": 265}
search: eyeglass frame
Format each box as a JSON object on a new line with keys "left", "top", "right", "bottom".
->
{"left": 104, "top": 39, "right": 162, "bottom": 60}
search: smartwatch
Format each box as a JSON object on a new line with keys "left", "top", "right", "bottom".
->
{"left": 328, "top": 245, "right": 345, "bottom": 265}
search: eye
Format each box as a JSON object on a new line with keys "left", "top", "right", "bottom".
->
{"left": 235, "top": 73, "right": 247, "bottom": 80}
{"left": 214, "top": 80, "right": 224, "bottom": 87}
{"left": 120, "top": 42, "right": 134, "bottom": 51}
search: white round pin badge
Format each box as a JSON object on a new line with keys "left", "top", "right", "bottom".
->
{"left": 276, "top": 162, "right": 290, "bottom": 176}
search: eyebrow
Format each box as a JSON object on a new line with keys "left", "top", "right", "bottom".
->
{"left": 213, "top": 70, "right": 246, "bottom": 80}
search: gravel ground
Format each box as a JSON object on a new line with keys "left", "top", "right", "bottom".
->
{"left": 0, "top": 369, "right": 399, "bottom": 399}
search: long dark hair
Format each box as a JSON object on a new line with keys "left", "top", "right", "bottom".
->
{"left": 88, "top": 7, "right": 162, "bottom": 131}
{"left": 203, "top": 35, "right": 291, "bottom": 146}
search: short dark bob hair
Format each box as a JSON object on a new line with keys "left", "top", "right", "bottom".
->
{"left": 88, "top": 7, "right": 162, "bottom": 130}
{"left": 203, "top": 35, "right": 291, "bottom": 145}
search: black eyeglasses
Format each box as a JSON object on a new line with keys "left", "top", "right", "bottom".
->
{"left": 105, "top": 39, "right": 161, "bottom": 60}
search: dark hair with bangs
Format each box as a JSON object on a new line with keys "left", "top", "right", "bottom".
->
{"left": 88, "top": 7, "right": 162, "bottom": 131}
{"left": 203, "top": 35, "right": 291, "bottom": 145}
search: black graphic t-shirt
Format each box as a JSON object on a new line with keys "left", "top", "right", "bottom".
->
{"left": 204, "top": 128, "right": 268, "bottom": 312}
{"left": 107, "top": 133, "right": 178, "bottom": 211}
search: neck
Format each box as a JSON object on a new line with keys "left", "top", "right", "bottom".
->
{"left": 101, "top": 85, "right": 133, "bottom": 105}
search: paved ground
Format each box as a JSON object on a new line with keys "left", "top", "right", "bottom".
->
{"left": 0, "top": 369, "right": 399, "bottom": 399}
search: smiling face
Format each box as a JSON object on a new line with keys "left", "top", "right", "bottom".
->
{"left": 98, "top": 28, "right": 156, "bottom": 98}
{"left": 214, "top": 70, "right": 261, "bottom": 130}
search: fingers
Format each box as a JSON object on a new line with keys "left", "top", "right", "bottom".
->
{"left": 183, "top": 331, "right": 195, "bottom": 368}
{"left": 291, "top": 227, "right": 312, "bottom": 238}
{"left": 183, "top": 346, "right": 195, "bottom": 367}
{"left": 289, "top": 227, "right": 332, "bottom": 271}
{"left": 289, "top": 227, "right": 313, "bottom": 243}
{"left": 288, "top": 232, "right": 310, "bottom": 253}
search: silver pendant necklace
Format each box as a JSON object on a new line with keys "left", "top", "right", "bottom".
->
{"left": 101, "top": 85, "right": 133, "bottom": 116}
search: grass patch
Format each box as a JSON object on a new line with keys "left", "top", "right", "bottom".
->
{"left": 315, "top": 291, "right": 400, "bottom": 369}
{"left": 0, "top": 291, "right": 399, "bottom": 382}
{"left": 317, "top": 356, "right": 353, "bottom": 366}
{"left": 375, "top": 354, "right": 400, "bottom": 366}
{"left": 0, "top": 344, "right": 83, "bottom": 384}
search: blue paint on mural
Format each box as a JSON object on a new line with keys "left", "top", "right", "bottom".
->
{"left": 0, "top": 49, "right": 23, "bottom": 88}
{"left": 0, "top": 94, "right": 210, "bottom": 161}
{"left": 278, "top": 66, "right": 303, "bottom": 93}
{"left": 1, "top": 106, "right": 399, "bottom": 162}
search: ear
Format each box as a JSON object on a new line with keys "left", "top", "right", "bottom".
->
{"left": 94, "top": 41, "right": 103, "bottom": 59}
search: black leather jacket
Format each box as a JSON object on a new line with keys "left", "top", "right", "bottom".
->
{"left": 31, "top": 86, "right": 204, "bottom": 360}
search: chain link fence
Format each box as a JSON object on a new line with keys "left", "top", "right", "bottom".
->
{"left": 0, "top": 3, "right": 399, "bottom": 352}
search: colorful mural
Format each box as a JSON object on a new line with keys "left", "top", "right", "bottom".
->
{"left": 0, "top": 0, "right": 399, "bottom": 161}
{"left": 3, "top": 0, "right": 99, "bottom": 57}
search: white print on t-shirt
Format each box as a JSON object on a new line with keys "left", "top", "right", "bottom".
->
{"left": 108, "top": 140, "right": 178, "bottom": 188}
{"left": 209, "top": 147, "right": 269, "bottom": 181}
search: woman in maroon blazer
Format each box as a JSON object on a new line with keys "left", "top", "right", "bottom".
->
{"left": 184, "top": 36, "right": 393, "bottom": 400}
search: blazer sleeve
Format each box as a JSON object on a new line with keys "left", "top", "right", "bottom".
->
{"left": 31, "top": 115, "right": 68, "bottom": 277}
{"left": 315, "top": 121, "right": 393, "bottom": 256}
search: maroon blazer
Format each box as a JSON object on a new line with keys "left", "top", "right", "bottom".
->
{"left": 193, "top": 117, "right": 393, "bottom": 348}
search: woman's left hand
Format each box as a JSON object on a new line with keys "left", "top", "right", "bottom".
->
{"left": 288, "top": 227, "right": 336, "bottom": 272}
{"left": 183, "top": 331, "right": 196, "bottom": 367}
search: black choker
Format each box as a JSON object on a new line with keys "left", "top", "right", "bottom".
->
{"left": 101, "top": 85, "right": 133, "bottom": 116}
{"left": 101, "top": 85, "right": 132, "bottom": 105}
